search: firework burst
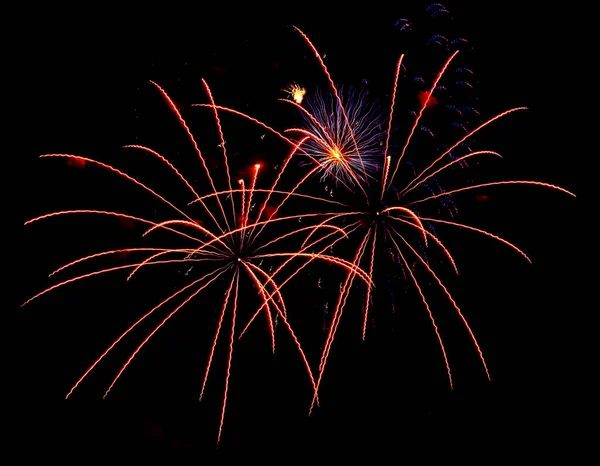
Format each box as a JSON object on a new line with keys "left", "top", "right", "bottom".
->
{"left": 22, "top": 6, "right": 574, "bottom": 445}
{"left": 282, "top": 86, "right": 387, "bottom": 190}
{"left": 284, "top": 24, "right": 575, "bottom": 411}
{"left": 22, "top": 79, "right": 372, "bottom": 443}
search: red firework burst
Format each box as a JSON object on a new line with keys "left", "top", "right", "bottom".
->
{"left": 281, "top": 25, "right": 576, "bottom": 412}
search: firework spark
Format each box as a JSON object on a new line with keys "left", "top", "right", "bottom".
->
{"left": 284, "top": 83, "right": 307, "bottom": 104}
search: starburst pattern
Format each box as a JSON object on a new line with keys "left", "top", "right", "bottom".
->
{"left": 282, "top": 25, "right": 575, "bottom": 411}
{"left": 23, "top": 79, "right": 372, "bottom": 443}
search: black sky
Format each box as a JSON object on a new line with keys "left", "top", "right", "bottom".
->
{"left": 17, "top": 1, "right": 576, "bottom": 460}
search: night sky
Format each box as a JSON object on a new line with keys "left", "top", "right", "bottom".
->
{"left": 17, "top": 1, "right": 575, "bottom": 460}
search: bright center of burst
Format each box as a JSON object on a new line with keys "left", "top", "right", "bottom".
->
{"left": 331, "top": 148, "right": 343, "bottom": 160}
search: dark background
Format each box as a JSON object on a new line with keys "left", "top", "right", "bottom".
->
{"left": 16, "top": 1, "right": 575, "bottom": 460}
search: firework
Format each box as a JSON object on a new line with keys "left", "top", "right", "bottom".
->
{"left": 284, "top": 83, "right": 306, "bottom": 104}
{"left": 23, "top": 6, "right": 574, "bottom": 444}
{"left": 285, "top": 24, "right": 575, "bottom": 412}
{"left": 23, "top": 79, "right": 372, "bottom": 443}
{"left": 282, "top": 86, "right": 387, "bottom": 190}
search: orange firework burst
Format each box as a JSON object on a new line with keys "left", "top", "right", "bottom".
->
{"left": 283, "top": 25, "right": 576, "bottom": 412}
{"left": 22, "top": 79, "right": 373, "bottom": 443}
